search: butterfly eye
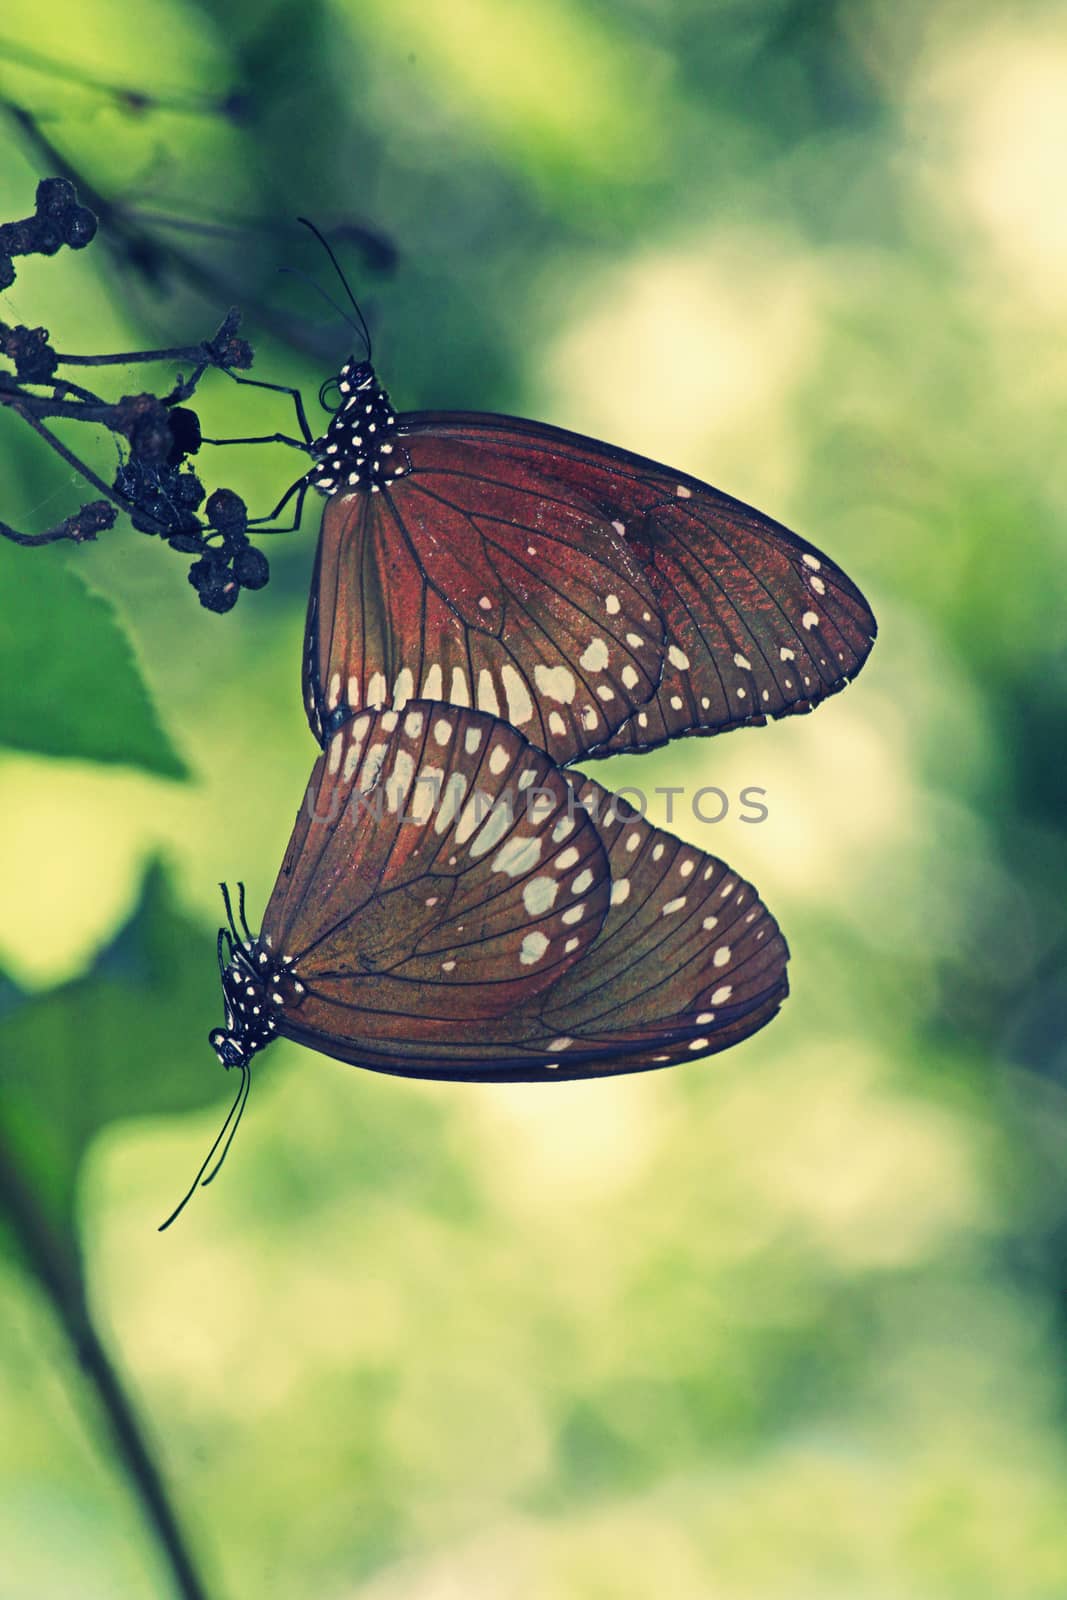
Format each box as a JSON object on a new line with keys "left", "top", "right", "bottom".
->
{"left": 207, "top": 1029, "right": 245, "bottom": 1069}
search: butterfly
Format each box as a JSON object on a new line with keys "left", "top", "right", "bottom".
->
{"left": 160, "top": 702, "right": 788, "bottom": 1226}
{"left": 259, "top": 226, "right": 876, "bottom": 767}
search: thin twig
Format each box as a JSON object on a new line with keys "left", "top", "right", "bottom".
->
{"left": 0, "top": 499, "right": 114, "bottom": 545}
{"left": 0, "top": 1130, "right": 214, "bottom": 1600}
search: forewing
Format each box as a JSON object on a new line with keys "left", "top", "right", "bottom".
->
{"left": 303, "top": 435, "right": 667, "bottom": 765}
{"left": 262, "top": 703, "right": 610, "bottom": 1041}
{"left": 402, "top": 412, "right": 876, "bottom": 756}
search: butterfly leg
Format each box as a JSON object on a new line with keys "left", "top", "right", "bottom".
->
{"left": 201, "top": 429, "right": 310, "bottom": 451}
{"left": 211, "top": 369, "right": 315, "bottom": 445}
{"left": 246, "top": 475, "right": 312, "bottom": 535}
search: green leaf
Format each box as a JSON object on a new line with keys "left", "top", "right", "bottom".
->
{"left": 0, "top": 544, "right": 188, "bottom": 779}
{"left": 0, "top": 862, "right": 228, "bottom": 1244}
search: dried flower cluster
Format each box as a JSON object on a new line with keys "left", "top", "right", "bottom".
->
{"left": 0, "top": 177, "right": 287, "bottom": 611}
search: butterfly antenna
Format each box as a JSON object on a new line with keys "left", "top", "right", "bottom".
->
{"left": 158, "top": 1065, "right": 249, "bottom": 1231}
{"left": 297, "top": 217, "right": 373, "bottom": 360}
{"left": 219, "top": 882, "right": 241, "bottom": 945}
{"left": 278, "top": 265, "right": 363, "bottom": 341}
{"left": 235, "top": 881, "right": 254, "bottom": 944}
{"left": 201, "top": 1064, "right": 251, "bottom": 1188}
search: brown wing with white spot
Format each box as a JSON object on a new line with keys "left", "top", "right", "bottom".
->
{"left": 261, "top": 710, "right": 787, "bottom": 1081}
{"left": 400, "top": 412, "right": 876, "bottom": 757}
{"left": 262, "top": 704, "right": 610, "bottom": 1049}
{"left": 530, "top": 774, "right": 788, "bottom": 1072}
{"left": 303, "top": 435, "right": 667, "bottom": 765}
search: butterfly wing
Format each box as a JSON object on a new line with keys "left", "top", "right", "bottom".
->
{"left": 303, "top": 435, "right": 667, "bottom": 765}
{"left": 531, "top": 774, "right": 788, "bottom": 1072}
{"left": 262, "top": 707, "right": 787, "bottom": 1081}
{"left": 263, "top": 703, "right": 610, "bottom": 1043}
{"left": 401, "top": 412, "right": 877, "bottom": 756}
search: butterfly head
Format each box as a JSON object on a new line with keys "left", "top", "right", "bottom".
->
{"left": 209, "top": 1026, "right": 249, "bottom": 1071}
{"left": 308, "top": 356, "right": 405, "bottom": 497}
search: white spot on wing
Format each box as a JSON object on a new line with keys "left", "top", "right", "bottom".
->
{"left": 392, "top": 667, "right": 414, "bottom": 707}
{"left": 501, "top": 664, "right": 534, "bottom": 726}
{"left": 422, "top": 663, "right": 443, "bottom": 699}
{"left": 434, "top": 771, "right": 469, "bottom": 833}
{"left": 359, "top": 742, "right": 388, "bottom": 793}
{"left": 409, "top": 766, "right": 443, "bottom": 822}
{"left": 579, "top": 639, "right": 609, "bottom": 672}
{"left": 534, "top": 664, "right": 577, "bottom": 703}
{"left": 469, "top": 802, "right": 513, "bottom": 857}
{"left": 454, "top": 789, "right": 496, "bottom": 846}
{"left": 668, "top": 645, "right": 690, "bottom": 671}
{"left": 386, "top": 750, "right": 415, "bottom": 812}
{"left": 523, "top": 877, "right": 558, "bottom": 915}
{"left": 520, "top": 931, "right": 549, "bottom": 965}
{"left": 450, "top": 667, "right": 470, "bottom": 706}
{"left": 367, "top": 670, "right": 387, "bottom": 706}
{"left": 492, "top": 835, "right": 542, "bottom": 877}
{"left": 477, "top": 669, "right": 500, "bottom": 716}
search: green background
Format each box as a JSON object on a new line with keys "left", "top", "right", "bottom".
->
{"left": 2, "top": 1, "right": 1067, "bottom": 1595}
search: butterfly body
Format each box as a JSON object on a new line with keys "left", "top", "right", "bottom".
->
{"left": 306, "top": 359, "right": 407, "bottom": 495}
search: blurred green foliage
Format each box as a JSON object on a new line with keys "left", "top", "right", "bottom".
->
{"left": 2, "top": 0, "right": 1067, "bottom": 1596}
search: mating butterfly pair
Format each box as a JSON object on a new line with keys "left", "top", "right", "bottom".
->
{"left": 164, "top": 262, "right": 875, "bottom": 1224}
